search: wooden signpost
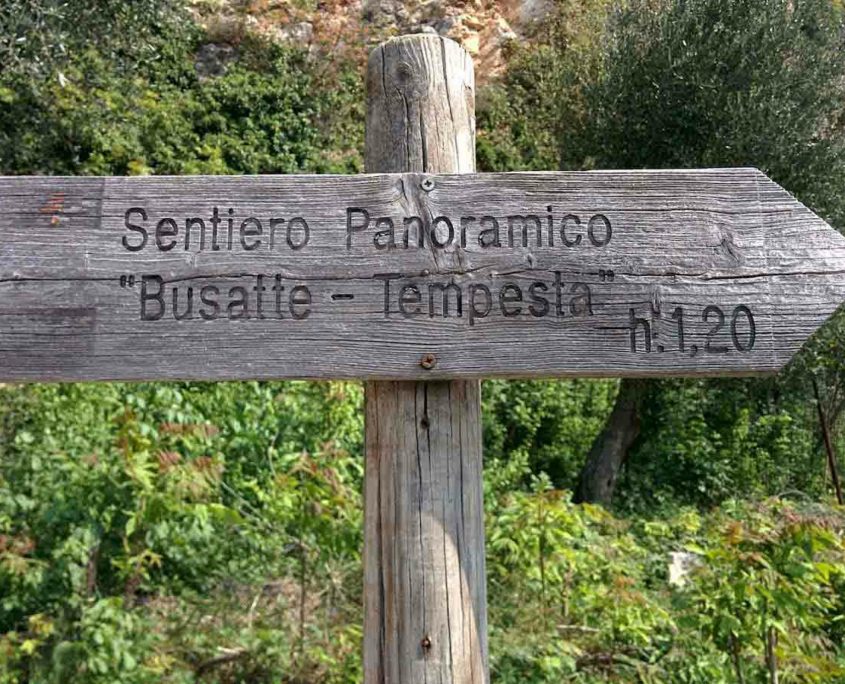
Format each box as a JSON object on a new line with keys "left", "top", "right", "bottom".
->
{"left": 0, "top": 169, "right": 843, "bottom": 381}
{"left": 1, "top": 34, "right": 844, "bottom": 683}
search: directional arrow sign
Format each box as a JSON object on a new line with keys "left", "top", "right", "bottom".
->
{"left": 0, "top": 168, "right": 842, "bottom": 382}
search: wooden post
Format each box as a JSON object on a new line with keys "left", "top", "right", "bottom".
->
{"left": 363, "top": 35, "right": 488, "bottom": 683}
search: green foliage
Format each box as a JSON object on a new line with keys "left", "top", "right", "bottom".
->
{"left": 581, "top": 0, "right": 845, "bottom": 225}
{"left": 483, "top": 380, "right": 616, "bottom": 489}
{"left": 2, "top": 0, "right": 845, "bottom": 681}
{"left": 3, "top": 380, "right": 844, "bottom": 683}
{"left": 596, "top": 0, "right": 845, "bottom": 510}
{"left": 487, "top": 483, "right": 673, "bottom": 681}
{"left": 617, "top": 377, "right": 822, "bottom": 511}
{"left": 674, "top": 500, "right": 845, "bottom": 682}
{"left": 0, "top": 0, "right": 192, "bottom": 77}
{"left": 477, "top": 0, "right": 613, "bottom": 173}
{"left": 0, "top": 11, "right": 362, "bottom": 176}
{"left": 487, "top": 490, "right": 845, "bottom": 683}
{"left": 0, "top": 381, "right": 364, "bottom": 683}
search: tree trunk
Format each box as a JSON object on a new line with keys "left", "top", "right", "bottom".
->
{"left": 813, "top": 377, "right": 844, "bottom": 505}
{"left": 574, "top": 378, "right": 646, "bottom": 506}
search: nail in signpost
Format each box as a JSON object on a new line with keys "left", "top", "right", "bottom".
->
{"left": 1, "top": 35, "right": 844, "bottom": 683}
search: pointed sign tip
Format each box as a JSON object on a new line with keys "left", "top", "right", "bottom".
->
{"left": 754, "top": 170, "right": 845, "bottom": 368}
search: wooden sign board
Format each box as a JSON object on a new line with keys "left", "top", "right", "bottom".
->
{"left": 0, "top": 167, "right": 842, "bottom": 382}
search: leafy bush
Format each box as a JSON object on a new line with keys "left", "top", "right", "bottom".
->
{"left": 476, "top": 0, "right": 613, "bottom": 173}
{"left": 0, "top": 381, "right": 364, "bottom": 683}
{"left": 483, "top": 380, "right": 616, "bottom": 489}
{"left": 0, "top": 19, "right": 362, "bottom": 176}
{"left": 486, "top": 484, "right": 845, "bottom": 683}
{"left": 1, "top": 0, "right": 191, "bottom": 77}
{"left": 582, "top": 0, "right": 845, "bottom": 224}
{"left": 3, "top": 381, "right": 843, "bottom": 683}
{"left": 595, "top": 0, "right": 845, "bottom": 509}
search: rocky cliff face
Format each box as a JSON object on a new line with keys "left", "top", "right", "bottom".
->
{"left": 189, "top": 0, "right": 551, "bottom": 81}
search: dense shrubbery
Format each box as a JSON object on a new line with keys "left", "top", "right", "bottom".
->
{"left": 593, "top": 0, "right": 845, "bottom": 511}
{"left": 2, "top": 384, "right": 844, "bottom": 681}
{"left": 477, "top": 0, "right": 612, "bottom": 173}
{"left": 488, "top": 485, "right": 845, "bottom": 682}
{"left": 0, "top": 9, "right": 362, "bottom": 176}
{"left": 0, "top": 381, "right": 365, "bottom": 683}
{"left": 583, "top": 0, "right": 845, "bottom": 222}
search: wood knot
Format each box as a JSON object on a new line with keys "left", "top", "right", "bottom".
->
{"left": 390, "top": 60, "right": 426, "bottom": 100}
{"left": 718, "top": 226, "right": 742, "bottom": 265}
{"left": 421, "top": 635, "right": 432, "bottom": 651}
{"left": 396, "top": 62, "right": 414, "bottom": 84}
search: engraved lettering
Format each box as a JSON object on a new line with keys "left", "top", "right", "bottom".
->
{"left": 172, "top": 286, "right": 193, "bottom": 320}
{"left": 253, "top": 274, "right": 266, "bottom": 319}
{"left": 228, "top": 286, "right": 249, "bottom": 320}
{"left": 287, "top": 217, "right": 309, "bottom": 251}
{"left": 289, "top": 285, "right": 311, "bottom": 320}
{"left": 460, "top": 216, "right": 475, "bottom": 248}
{"left": 199, "top": 285, "right": 220, "bottom": 320}
{"left": 468, "top": 284, "right": 491, "bottom": 326}
{"left": 346, "top": 207, "right": 369, "bottom": 248}
{"left": 731, "top": 305, "right": 756, "bottom": 351}
{"left": 155, "top": 218, "right": 178, "bottom": 251}
{"left": 629, "top": 308, "right": 652, "bottom": 352}
{"left": 211, "top": 207, "right": 222, "bottom": 251}
{"left": 269, "top": 217, "right": 285, "bottom": 249}
{"left": 185, "top": 217, "right": 206, "bottom": 251}
{"left": 430, "top": 216, "right": 454, "bottom": 249}
{"left": 588, "top": 214, "right": 612, "bottom": 247}
{"left": 561, "top": 214, "right": 582, "bottom": 247}
{"left": 528, "top": 281, "right": 549, "bottom": 317}
{"left": 703, "top": 305, "right": 728, "bottom": 354}
{"left": 499, "top": 283, "right": 522, "bottom": 317}
{"left": 569, "top": 282, "right": 593, "bottom": 316}
{"left": 507, "top": 215, "right": 542, "bottom": 247}
{"left": 376, "top": 273, "right": 401, "bottom": 317}
{"left": 240, "top": 217, "right": 262, "bottom": 251}
{"left": 123, "top": 208, "right": 148, "bottom": 251}
{"left": 374, "top": 217, "right": 396, "bottom": 250}
{"left": 478, "top": 216, "right": 501, "bottom": 247}
{"left": 403, "top": 216, "right": 425, "bottom": 248}
{"left": 140, "top": 275, "right": 164, "bottom": 321}
{"left": 429, "top": 281, "right": 462, "bottom": 318}
{"left": 399, "top": 285, "right": 422, "bottom": 316}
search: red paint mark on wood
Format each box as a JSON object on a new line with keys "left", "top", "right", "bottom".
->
{"left": 39, "top": 192, "right": 65, "bottom": 226}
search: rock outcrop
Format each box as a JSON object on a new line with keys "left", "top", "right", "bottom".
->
{"left": 189, "top": 0, "right": 552, "bottom": 82}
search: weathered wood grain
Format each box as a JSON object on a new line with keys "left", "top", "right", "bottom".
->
{"left": 362, "top": 35, "right": 488, "bottom": 684}
{"left": 364, "top": 380, "right": 487, "bottom": 683}
{"left": 0, "top": 168, "right": 842, "bottom": 381}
